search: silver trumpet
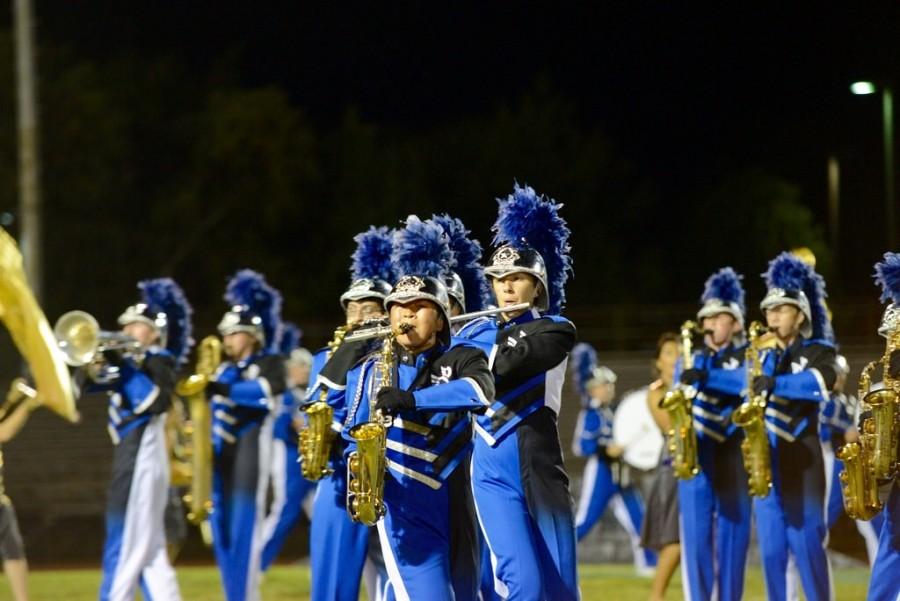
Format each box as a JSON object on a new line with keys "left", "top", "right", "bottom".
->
{"left": 54, "top": 310, "right": 142, "bottom": 367}
{"left": 343, "top": 303, "right": 531, "bottom": 343}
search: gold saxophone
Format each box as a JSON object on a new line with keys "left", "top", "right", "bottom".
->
{"left": 732, "top": 321, "right": 777, "bottom": 497}
{"left": 838, "top": 324, "right": 900, "bottom": 520}
{"left": 298, "top": 325, "right": 349, "bottom": 481}
{"left": 346, "top": 324, "right": 411, "bottom": 525}
{"left": 174, "top": 335, "right": 222, "bottom": 543}
{"left": 660, "top": 320, "right": 699, "bottom": 479}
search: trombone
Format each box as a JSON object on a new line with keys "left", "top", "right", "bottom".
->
{"left": 54, "top": 310, "right": 142, "bottom": 367}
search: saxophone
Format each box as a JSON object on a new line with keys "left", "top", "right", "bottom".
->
{"left": 660, "top": 320, "right": 699, "bottom": 479}
{"left": 174, "top": 336, "right": 222, "bottom": 542}
{"left": 838, "top": 323, "right": 900, "bottom": 520}
{"left": 732, "top": 321, "right": 776, "bottom": 497}
{"left": 346, "top": 324, "right": 411, "bottom": 525}
{"left": 298, "top": 325, "right": 348, "bottom": 481}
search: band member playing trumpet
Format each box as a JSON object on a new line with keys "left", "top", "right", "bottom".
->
{"left": 675, "top": 268, "right": 752, "bottom": 601}
{"left": 752, "top": 253, "right": 836, "bottom": 601}
{"left": 74, "top": 279, "right": 191, "bottom": 601}
{"left": 339, "top": 216, "right": 495, "bottom": 600}
{"left": 457, "top": 185, "right": 578, "bottom": 601}
{"left": 305, "top": 226, "right": 395, "bottom": 601}
{"left": 865, "top": 252, "right": 900, "bottom": 601}
{"left": 206, "top": 270, "right": 286, "bottom": 601}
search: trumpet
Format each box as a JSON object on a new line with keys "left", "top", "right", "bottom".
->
{"left": 54, "top": 310, "right": 142, "bottom": 367}
{"left": 342, "top": 303, "right": 531, "bottom": 343}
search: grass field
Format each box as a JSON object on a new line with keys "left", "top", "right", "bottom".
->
{"left": 12, "top": 563, "right": 871, "bottom": 600}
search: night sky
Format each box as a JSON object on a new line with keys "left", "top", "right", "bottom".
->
{"left": 23, "top": 3, "right": 897, "bottom": 205}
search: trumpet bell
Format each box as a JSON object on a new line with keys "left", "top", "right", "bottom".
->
{"left": 54, "top": 310, "right": 100, "bottom": 366}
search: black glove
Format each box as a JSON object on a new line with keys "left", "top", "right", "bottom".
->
{"left": 102, "top": 348, "right": 126, "bottom": 367}
{"left": 752, "top": 375, "right": 776, "bottom": 396}
{"left": 889, "top": 349, "right": 900, "bottom": 379}
{"left": 205, "top": 381, "right": 231, "bottom": 399}
{"left": 679, "top": 368, "right": 707, "bottom": 387}
{"left": 374, "top": 386, "right": 416, "bottom": 415}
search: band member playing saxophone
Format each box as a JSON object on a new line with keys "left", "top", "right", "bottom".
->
{"left": 752, "top": 253, "right": 836, "bottom": 601}
{"left": 339, "top": 216, "right": 494, "bottom": 600}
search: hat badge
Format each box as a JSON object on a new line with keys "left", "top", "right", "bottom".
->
{"left": 493, "top": 246, "right": 520, "bottom": 266}
{"left": 395, "top": 275, "right": 426, "bottom": 293}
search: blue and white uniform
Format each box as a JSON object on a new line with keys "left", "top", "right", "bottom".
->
{"left": 572, "top": 399, "right": 655, "bottom": 571}
{"left": 867, "top": 481, "right": 900, "bottom": 601}
{"left": 209, "top": 352, "right": 284, "bottom": 601}
{"left": 260, "top": 385, "right": 316, "bottom": 570}
{"left": 675, "top": 343, "right": 752, "bottom": 601}
{"left": 754, "top": 337, "right": 836, "bottom": 601}
{"left": 460, "top": 309, "right": 579, "bottom": 601}
{"left": 341, "top": 337, "right": 494, "bottom": 601}
{"left": 83, "top": 350, "right": 182, "bottom": 601}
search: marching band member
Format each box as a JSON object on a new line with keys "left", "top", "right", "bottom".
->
{"left": 260, "top": 323, "right": 316, "bottom": 570}
{"left": 639, "top": 332, "right": 682, "bottom": 601}
{"left": 432, "top": 213, "right": 496, "bottom": 601}
{"left": 82, "top": 279, "right": 191, "bottom": 601}
{"left": 753, "top": 253, "right": 836, "bottom": 601}
{"left": 306, "top": 226, "right": 395, "bottom": 601}
{"left": 340, "top": 215, "right": 495, "bottom": 600}
{"left": 571, "top": 343, "right": 655, "bottom": 574}
{"left": 207, "top": 270, "right": 285, "bottom": 601}
{"left": 676, "top": 268, "right": 752, "bottom": 601}
{"left": 458, "top": 184, "right": 579, "bottom": 601}
{"left": 865, "top": 252, "right": 900, "bottom": 601}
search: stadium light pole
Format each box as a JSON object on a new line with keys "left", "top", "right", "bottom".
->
{"left": 851, "top": 80, "right": 895, "bottom": 249}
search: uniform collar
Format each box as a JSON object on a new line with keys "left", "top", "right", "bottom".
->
{"left": 395, "top": 342, "right": 441, "bottom": 367}
{"left": 236, "top": 351, "right": 264, "bottom": 369}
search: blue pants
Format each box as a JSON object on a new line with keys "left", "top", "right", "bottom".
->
{"left": 260, "top": 434, "right": 316, "bottom": 570}
{"left": 378, "top": 477, "right": 455, "bottom": 601}
{"left": 575, "top": 455, "right": 655, "bottom": 570}
{"left": 867, "top": 483, "right": 900, "bottom": 601}
{"left": 211, "top": 421, "right": 273, "bottom": 601}
{"left": 754, "top": 433, "right": 831, "bottom": 601}
{"left": 309, "top": 466, "right": 370, "bottom": 601}
{"left": 678, "top": 434, "right": 751, "bottom": 601}
{"left": 472, "top": 412, "right": 579, "bottom": 601}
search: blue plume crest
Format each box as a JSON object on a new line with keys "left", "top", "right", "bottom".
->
{"left": 569, "top": 343, "right": 598, "bottom": 399}
{"left": 701, "top": 267, "right": 745, "bottom": 313}
{"left": 279, "top": 322, "right": 303, "bottom": 356}
{"left": 763, "top": 252, "right": 833, "bottom": 341}
{"left": 431, "top": 214, "right": 492, "bottom": 311}
{"left": 224, "top": 269, "right": 283, "bottom": 353}
{"left": 351, "top": 226, "right": 397, "bottom": 283}
{"left": 392, "top": 215, "right": 454, "bottom": 279}
{"left": 874, "top": 252, "right": 900, "bottom": 305}
{"left": 137, "top": 278, "right": 194, "bottom": 365}
{"left": 493, "top": 183, "right": 573, "bottom": 314}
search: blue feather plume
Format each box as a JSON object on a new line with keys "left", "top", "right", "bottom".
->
{"left": 492, "top": 183, "right": 573, "bottom": 314}
{"left": 351, "top": 226, "right": 397, "bottom": 283}
{"left": 224, "top": 269, "right": 283, "bottom": 353}
{"left": 392, "top": 215, "right": 454, "bottom": 279}
{"left": 874, "top": 252, "right": 900, "bottom": 305}
{"left": 279, "top": 322, "right": 303, "bottom": 356}
{"left": 763, "top": 252, "right": 833, "bottom": 341}
{"left": 701, "top": 267, "right": 745, "bottom": 314}
{"left": 138, "top": 278, "right": 194, "bottom": 365}
{"left": 569, "top": 343, "right": 598, "bottom": 399}
{"left": 431, "top": 214, "right": 492, "bottom": 312}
